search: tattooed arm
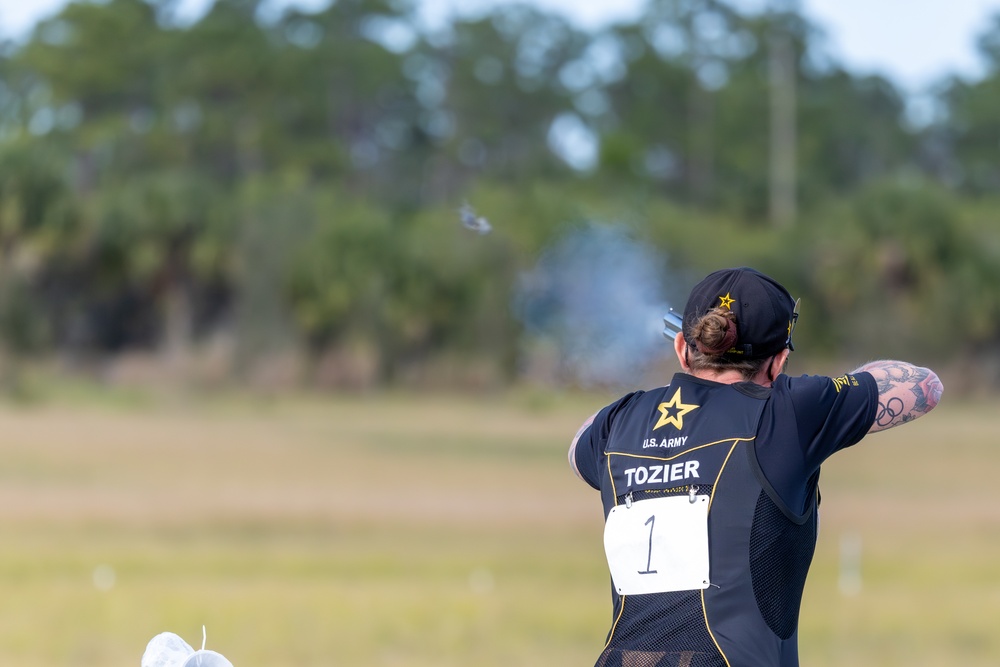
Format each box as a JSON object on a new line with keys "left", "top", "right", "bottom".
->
{"left": 852, "top": 360, "right": 943, "bottom": 433}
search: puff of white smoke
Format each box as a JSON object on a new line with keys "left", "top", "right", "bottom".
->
{"left": 514, "top": 222, "right": 680, "bottom": 388}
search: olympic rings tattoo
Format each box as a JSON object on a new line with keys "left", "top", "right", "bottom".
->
{"left": 875, "top": 397, "right": 904, "bottom": 426}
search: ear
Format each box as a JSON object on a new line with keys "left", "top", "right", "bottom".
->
{"left": 769, "top": 349, "right": 791, "bottom": 381}
{"left": 674, "top": 332, "right": 689, "bottom": 371}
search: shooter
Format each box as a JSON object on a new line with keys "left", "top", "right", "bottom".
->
{"left": 569, "top": 266, "right": 943, "bottom": 667}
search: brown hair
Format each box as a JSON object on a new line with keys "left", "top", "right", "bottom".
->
{"left": 686, "top": 307, "right": 769, "bottom": 381}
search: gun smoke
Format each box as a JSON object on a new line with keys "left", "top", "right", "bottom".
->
{"left": 514, "top": 223, "right": 682, "bottom": 388}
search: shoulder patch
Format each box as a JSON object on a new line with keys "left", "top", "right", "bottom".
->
{"left": 831, "top": 374, "right": 861, "bottom": 392}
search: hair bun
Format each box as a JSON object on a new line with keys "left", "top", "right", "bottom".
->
{"left": 694, "top": 311, "right": 738, "bottom": 356}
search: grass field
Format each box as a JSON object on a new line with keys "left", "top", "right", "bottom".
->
{"left": 0, "top": 386, "right": 996, "bottom": 666}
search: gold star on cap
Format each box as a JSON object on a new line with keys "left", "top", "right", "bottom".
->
{"left": 718, "top": 292, "right": 735, "bottom": 309}
{"left": 653, "top": 388, "right": 699, "bottom": 431}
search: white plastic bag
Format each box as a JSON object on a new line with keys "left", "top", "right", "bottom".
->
{"left": 142, "top": 630, "right": 233, "bottom": 667}
{"left": 181, "top": 650, "right": 233, "bottom": 667}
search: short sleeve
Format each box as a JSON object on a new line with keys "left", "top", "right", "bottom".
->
{"left": 572, "top": 392, "right": 640, "bottom": 490}
{"left": 754, "top": 372, "right": 878, "bottom": 514}
{"left": 787, "top": 372, "right": 878, "bottom": 468}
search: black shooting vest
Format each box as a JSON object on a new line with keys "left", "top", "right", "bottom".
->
{"left": 595, "top": 374, "right": 818, "bottom": 667}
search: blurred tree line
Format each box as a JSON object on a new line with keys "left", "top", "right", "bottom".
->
{"left": 0, "top": 0, "right": 998, "bottom": 393}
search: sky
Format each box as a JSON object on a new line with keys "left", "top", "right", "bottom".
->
{"left": 1, "top": 0, "right": 999, "bottom": 93}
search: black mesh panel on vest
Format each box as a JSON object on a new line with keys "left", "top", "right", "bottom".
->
{"left": 748, "top": 489, "right": 817, "bottom": 640}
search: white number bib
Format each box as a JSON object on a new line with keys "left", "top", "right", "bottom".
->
{"left": 603, "top": 494, "right": 710, "bottom": 595}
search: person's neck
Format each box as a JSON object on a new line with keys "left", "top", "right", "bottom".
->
{"left": 688, "top": 368, "right": 771, "bottom": 387}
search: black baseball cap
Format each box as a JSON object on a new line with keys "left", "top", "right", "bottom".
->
{"left": 682, "top": 267, "right": 798, "bottom": 359}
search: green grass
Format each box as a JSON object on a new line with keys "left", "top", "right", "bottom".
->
{"left": 0, "top": 389, "right": 996, "bottom": 665}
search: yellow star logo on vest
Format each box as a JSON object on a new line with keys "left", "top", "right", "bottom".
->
{"left": 718, "top": 292, "right": 735, "bottom": 309}
{"left": 654, "top": 388, "right": 699, "bottom": 430}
